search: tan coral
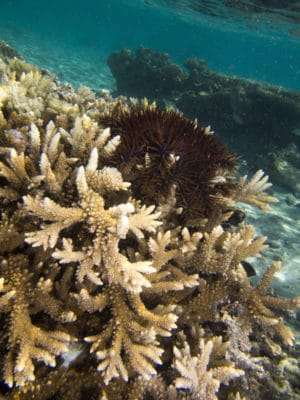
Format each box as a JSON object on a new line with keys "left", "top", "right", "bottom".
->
{"left": 234, "top": 169, "right": 278, "bottom": 210}
{"left": 173, "top": 336, "right": 244, "bottom": 400}
{"left": 0, "top": 255, "right": 74, "bottom": 387}
{"left": 235, "top": 261, "right": 300, "bottom": 345}
{"left": 84, "top": 284, "right": 177, "bottom": 384}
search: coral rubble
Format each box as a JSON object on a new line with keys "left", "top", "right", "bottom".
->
{"left": 0, "top": 43, "right": 300, "bottom": 399}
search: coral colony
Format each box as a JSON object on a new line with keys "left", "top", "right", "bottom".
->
{"left": 0, "top": 45, "right": 300, "bottom": 399}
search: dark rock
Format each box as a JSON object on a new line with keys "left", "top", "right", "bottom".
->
{"left": 107, "top": 46, "right": 300, "bottom": 170}
{"left": 107, "top": 46, "right": 186, "bottom": 100}
{"left": 175, "top": 62, "right": 300, "bottom": 160}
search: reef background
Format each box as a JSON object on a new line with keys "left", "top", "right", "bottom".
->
{"left": 2, "top": 0, "right": 298, "bottom": 305}
{"left": 0, "top": 0, "right": 300, "bottom": 338}
{"left": 0, "top": 45, "right": 300, "bottom": 400}
{"left": 0, "top": 1, "right": 300, "bottom": 398}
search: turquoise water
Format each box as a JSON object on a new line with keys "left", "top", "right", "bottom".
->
{"left": 1, "top": 0, "right": 299, "bottom": 294}
{"left": 0, "top": 1, "right": 299, "bottom": 292}
{"left": 1, "top": 2, "right": 300, "bottom": 398}
{"left": 0, "top": 0, "right": 299, "bottom": 91}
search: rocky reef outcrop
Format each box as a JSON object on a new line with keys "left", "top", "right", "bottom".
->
{"left": 108, "top": 46, "right": 300, "bottom": 169}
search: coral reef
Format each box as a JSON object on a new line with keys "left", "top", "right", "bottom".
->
{"left": 108, "top": 46, "right": 186, "bottom": 101}
{"left": 108, "top": 46, "right": 300, "bottom": 168}
{"left": 0, "top": 43, "right": 300, "bottom": 399}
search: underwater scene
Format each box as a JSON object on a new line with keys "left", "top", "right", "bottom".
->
{"left": 0, "top": 0, "right": 300, "bottom": 399}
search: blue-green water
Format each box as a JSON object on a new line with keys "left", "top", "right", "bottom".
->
{"left": 0, "top": 1, "right": 300, "bottom": 295}
{"left": 0, "top": 0, "right": 299, "bottom": 91}
{"left": 1, "top": 0, "right": 298, "bottom": 290}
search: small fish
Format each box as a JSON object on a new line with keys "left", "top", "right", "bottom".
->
{"left": 241, "top": 260, "right": 256, "bottom": 277}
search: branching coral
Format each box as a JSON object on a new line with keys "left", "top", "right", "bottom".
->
{"left": 173, "top": 336, "right": 244, "bottom": 400}
{"left": 0, "top": 49, "right": 299, "bottom": 399}
{"left": 1, "top": 116, "right": 182, "bottom": 386}
{"left": 234, "top": 261, "right": 300, "bottom": 345}
{"left": 234, "top": 169, "right": 278, "bottom": 210}
{"left": 0, "top": 255, "right": 75, "bottom": 387}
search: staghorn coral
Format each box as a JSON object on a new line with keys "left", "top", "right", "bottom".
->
{"left": 0, "top": 48, "right": 300, "bottom": 399}
{"left": 233, "top": 261, "right": 300, "bottom": 346}
{"left": 173, "top": 336, "right": 244, "bottom": 400}
{"left": 0, "top": 255, "right": 75, "bottom": 388}
{"left": 233, "top": 169, "right": 278, "bottom": 210}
